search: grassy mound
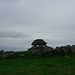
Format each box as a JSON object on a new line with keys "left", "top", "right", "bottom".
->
{"left": 0, "top": 55, "right": 75, "bottom": 75}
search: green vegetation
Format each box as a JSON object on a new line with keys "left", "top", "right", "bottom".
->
{"left": 0, "top": 54, "right": 75, "bottom": 75}
{"left": 0, "top": 39, "right": 75, "bottom": 75}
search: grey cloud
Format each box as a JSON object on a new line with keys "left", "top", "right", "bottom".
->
{"left": 0, "top": 0, "right": 75, "bottom": 31}
{"left": 0, "top": 31, "right": 30, "bottom": 38}
{"left": 0, "top": 39, "right": 32, "bottom": 51}
{"left": 0, "top": 0, "right": 75, "bottom": 26}
{"left": 0, "top": 45, "right": 26, "bottom": 51}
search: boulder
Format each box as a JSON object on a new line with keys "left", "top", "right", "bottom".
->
{"left": 65, "top": 45, "right": 71, "bottom": 54}
{"left": 43, "top": 46, "right": 54, "bottom": 56}
{"left": 0, "top": 55, "right": 3, "bottom": 59}
{"left": 19, "top": 54, "right": 25, "bottom": 57}
{"left": 32, "top": 50, "right": 41, "bottom": 55}
{"left": 54, "top": 47, "right": 60, "bottom": 55}
{"left": 61, "top": 47, "right": 68, "bottom": 54}
{"left": 59, "top": 46, "right": 65, "bottom": 55}
{"left": 2, "top": 53, "right": 10, "bottom": 58}
{"left": 71, "top": 45, "right": 75, "bottom": 54}
{"left": 9, "top": 52, "right": 17, "bottom": 58}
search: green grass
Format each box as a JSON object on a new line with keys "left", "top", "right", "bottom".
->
{"left": 0, "top": 55, "right": 75, "bottom": 75}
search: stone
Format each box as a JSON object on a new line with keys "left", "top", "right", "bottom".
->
{"left": 32, "top": 50, "right": 41, "bottom": 55}
{"left": 71, "top": 45, "right": 75, "bottom": 54}
{"left": 61, "top": 47, "right": 68, "bottom": 54}
{"left": 0, "top": 55, "right": 3, "bottom": 58}
{"left": 2, "top": 53, "right": 9, "bottom": 58}
{"left": 9, "top": 53, "right": 17, "bottom": 58}
{"left": 43, "top": 46, "right": 54, "bottom": 56}
{"left": 19, "top": 54, "right": 25, "bottom": 57}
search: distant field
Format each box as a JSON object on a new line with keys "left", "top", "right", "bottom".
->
{"left": 0, "top": 55, "right": 75, "bottom": 75}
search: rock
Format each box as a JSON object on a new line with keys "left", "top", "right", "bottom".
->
{"left": 65, "top": 45, "right": 71, "bottom": 54}
{"left": 2, "top": 53, "right": 9, "bottom": 58}
{"left": 59, "top": 46, "right": 65, "bottom": 55}
{"left": 61, "top": 47, "right": 68, "bottom": 54}
{"left": 54, "top": 47, "right": 60, "bottom": 55}
{"left": 55, "top": 45, "right": 71, "bottom": 55}
{"left": 71, "top": 50, "right": 75, "bottom": 54}
{"left": 0, "top": 52, "right": 17, "bottom": 59}
{"left": 32, "top": 50, "right": 41, "bottom": 55}
{"left": 71, "top": 45, "right": 75, "bottom": 54}
{"left": 43, "top": 46, "right": 54, "bottom": 56}
{"left": 55, "top": 47, "right": 60, "bottom": 51}
{"left": 19, "top": 54, "right": 25, "bottom": 57}
{"left": 0, "top": 55, "right": 3, "bottom": 59}
{"left": 9, "top": 53, "right": 17, "bottom": 58}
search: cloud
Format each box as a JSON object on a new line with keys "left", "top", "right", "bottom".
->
{"left": 0, "top": 31, "right": 30, "bottom": 38}
{"left": 0, "top": 45, "right": 26, "bottom": 51}
{"left": 0, "top": 38, "right": 33, "bottom": 51}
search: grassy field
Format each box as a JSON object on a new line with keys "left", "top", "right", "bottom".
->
{"left": 0, "top": 55, "right": 75, "bottom": 75}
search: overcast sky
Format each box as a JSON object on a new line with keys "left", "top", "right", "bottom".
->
{"left": 0, "top": 0, "right": 75, "bottom": 51}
